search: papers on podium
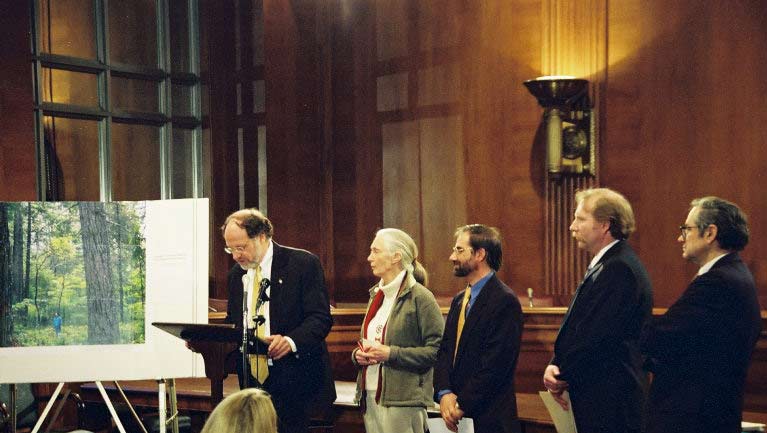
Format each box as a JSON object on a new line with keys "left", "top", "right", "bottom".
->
{"left": 427, "top": 417, "right": 475, "bottom": 433}
{"left": 539, "top": 390, "right": 578, "bottom": 433}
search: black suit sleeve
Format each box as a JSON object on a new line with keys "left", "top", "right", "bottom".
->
{"left": 641, "top": 275, "right": 727, "bottom": 363}
{"left": 285, "top": 253, "right": 333, "bottom": 352}
{"left": 225, "top": 266, "right": 246, "bottom": 326}
{"left": 433, "top": 295, "right": 462, "bottom": 400}
{"left": 554, "top": 260, "right": 644, "bottom": 383}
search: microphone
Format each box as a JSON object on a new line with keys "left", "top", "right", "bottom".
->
{"left": 253, "top": 278, "right": 270, "bottom": 326}
{"left": 256, "top": 278, "right": 271, "bottom": 307}
{"left": 240, "top": 274, "right": 249, "bottom": 359}
{"left": 527, "top": 287, "right": 534, "bottom": 308}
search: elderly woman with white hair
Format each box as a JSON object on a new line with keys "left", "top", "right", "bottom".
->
{"left": 352, "top": 228, "right": 444, "bottom": 433}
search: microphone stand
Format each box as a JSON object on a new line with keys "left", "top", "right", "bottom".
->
{"left": 241, "top": 277, "right": 250, "bottom": 387}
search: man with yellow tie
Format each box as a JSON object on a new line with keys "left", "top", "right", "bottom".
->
{"left": 434, "top": 224, "right": 523, "bottom": 433}
{"left": 221, "top": 208, "right": 335, "bottom": 433}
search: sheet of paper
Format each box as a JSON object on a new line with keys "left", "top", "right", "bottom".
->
{"left": 427, "top": 417, "right": 475, "bottom": 433}
{"left": 539, "top": 390, "right": 578, "bottom": 433}
{"left": 741, "top": 421, "right": 766, "bottom": 432}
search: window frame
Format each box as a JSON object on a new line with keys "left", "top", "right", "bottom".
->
{"left": 30, "top": 0, "right": 203, "bottom": 201}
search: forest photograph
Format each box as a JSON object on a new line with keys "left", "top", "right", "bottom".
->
{"left": 0, "top": 201, "right": 146, "bottom": 348}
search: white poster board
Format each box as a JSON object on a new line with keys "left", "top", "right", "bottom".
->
{"left": 0, "top": 198, "right": 209, "bottom": 383}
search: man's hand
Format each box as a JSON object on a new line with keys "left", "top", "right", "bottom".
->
{"left": 549, "top": 389, "right": 570, "bottom": 411}
{"left": 543, "top": 364, "right": 570, "bottom": 410}
{"left": 439, "top": 393, "right": 464, "bottom": 432}
{"left": 265, "top": 334, "right": 292, "bottom": 360}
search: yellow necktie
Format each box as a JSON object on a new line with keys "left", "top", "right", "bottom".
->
{"left": 454, "top": 285, "right": 471, "bottom": 361}
{"left": 248, "top": 265, "right": 269, "bottom": 384}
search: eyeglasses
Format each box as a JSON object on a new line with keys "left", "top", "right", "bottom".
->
{"left": 678, "top": 225, "right": 696, "bottom": 240}
{"left": 224, "top": 241, "right": 251, "bottom": 255}
{"left": 452, "top": 246, "right": 473, "bottom": 255}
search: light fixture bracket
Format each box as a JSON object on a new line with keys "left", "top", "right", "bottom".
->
{"left": 524, "top": 77, "right": 596, "bottom": 177}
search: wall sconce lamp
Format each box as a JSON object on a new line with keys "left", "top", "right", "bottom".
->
{"left": 524, "top": 76, "right": 596, "bottom": 177}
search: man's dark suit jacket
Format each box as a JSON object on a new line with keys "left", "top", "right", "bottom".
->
{"left": 226, "top": 242, "right": 335, "bottom": 433}
{"left": 433, "top": 273, "right": 523, "bottom": 433}
{"left": 552, "top": 240, "right": 652, "bottom": 433}
{"left": 641, "top": 253, "right": 762, "bottom": 433}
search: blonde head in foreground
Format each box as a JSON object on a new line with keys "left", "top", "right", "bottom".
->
{"left": 200, "top": 388, "right": 278, "bottom": 433}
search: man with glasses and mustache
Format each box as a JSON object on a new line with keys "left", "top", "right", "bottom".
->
{"left": 543, "top": 188, "right": 653, "bottom": 433}
{"left": 220, "top": 208, "right": 335, "bottom": 433}
{"left": 641, "top": 197, "right": 761, "bottom": 433}
{"left": 434, "top": 224, "right": 523, "bottom": 433}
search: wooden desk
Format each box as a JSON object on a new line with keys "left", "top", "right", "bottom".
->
{"left": 74, "top": 377, "right": 767, "bottom": 433}
{"left": 80, "top": 377, "right": 240, "bottom": 414}
{"left": 79, "top": 379, "right": 556, "bottom": 433}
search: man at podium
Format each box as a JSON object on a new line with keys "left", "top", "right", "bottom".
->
{"left": 221, "top": 208, "right": 335, "bottom": 433}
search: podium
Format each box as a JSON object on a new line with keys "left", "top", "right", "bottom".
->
{"left": 152, "top": 322, "right": 240, "bottom": 404}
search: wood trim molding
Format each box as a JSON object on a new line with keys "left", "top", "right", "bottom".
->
{"left": 540, "top": 0, "right": 607, "bottom": 296}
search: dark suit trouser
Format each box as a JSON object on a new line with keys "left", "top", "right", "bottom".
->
{"left": 570, "top": 384, "right": 643, "bottom": 433}
{"left": 473, "top": 417, "right": 521, "bottom": 433}
{"left": 646, "top": 408, "right": 740, "bottom": 433}
{"left": 237, "top": 358, "right": 311, "bottom": 433}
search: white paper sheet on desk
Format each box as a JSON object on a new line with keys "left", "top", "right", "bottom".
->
{"left": 539, "top": 390, "right": 578, "bottom": 433}
{"left": 427, "top": 417, "right": 474, "bottom": 433}
{"left": 742, "top": 421, "right": 766, "bottom": 432}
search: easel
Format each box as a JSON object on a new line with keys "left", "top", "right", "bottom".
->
{"left": 11, "top": 379, "right": 179, "bottom": 433}
{"left": 156, "top": 379, "right": 180, "bottom": 433}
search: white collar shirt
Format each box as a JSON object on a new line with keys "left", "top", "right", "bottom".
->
{"left": 589, "top": 239, "right": 619, "bottom": 269}
{"left": 697, "top": 253, "right": 728, "bottom": 276}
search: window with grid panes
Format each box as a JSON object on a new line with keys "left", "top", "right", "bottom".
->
{"left": 32, "top": 0, "right": 203, "bottom": 201}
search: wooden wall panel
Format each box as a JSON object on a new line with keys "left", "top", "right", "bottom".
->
{"left": 375, "top": 0, "right": 469, "bottom": 302}
{"left": 329, "top": 0, "right": 383, "bottom": 303}
{"left": 240, "top": 0, "right": 767, "bottom": 308}
{"left": 0, "top": 2, "right": 36, "bottom": 201}
{"left": 263, "top": 0, "right": 329, "bottom": 275}
{"left": 605, "top": 0, "right": 767, "bottom": 307}
{"left": 461, "top": 0, "right": 547, "bottom": 298}
{"left": 202, "top": 0, "right": 240, "bottom": 299}
{"left": 537, "top": 0, "right": 605, "bottom": 297}
{"left": 418, "top": 116, "right": 467, "bottom": 298}
{"left": 545, "top": 177, "right": 593, "bottom": 296}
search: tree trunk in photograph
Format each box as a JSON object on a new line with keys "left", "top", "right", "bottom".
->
{"left": 34, "top": 266, "right": 42, "bottom": 325}
{"left": 12, "top": 205, "right": 24, "bottom": 303}
{"left": 115, "top": 203, "right": 125, "bottom": 322}
{"left": 57, "top": 275, "right": 65, "bottom": 312}
{"left": 25, "top": 202, "right": 31, "bottom": 298}
{"left": 0, "top": 203, "right": 12, "bottom": 346}
{"left": 78, "top": 202, "right": 120, "bottom": 344}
